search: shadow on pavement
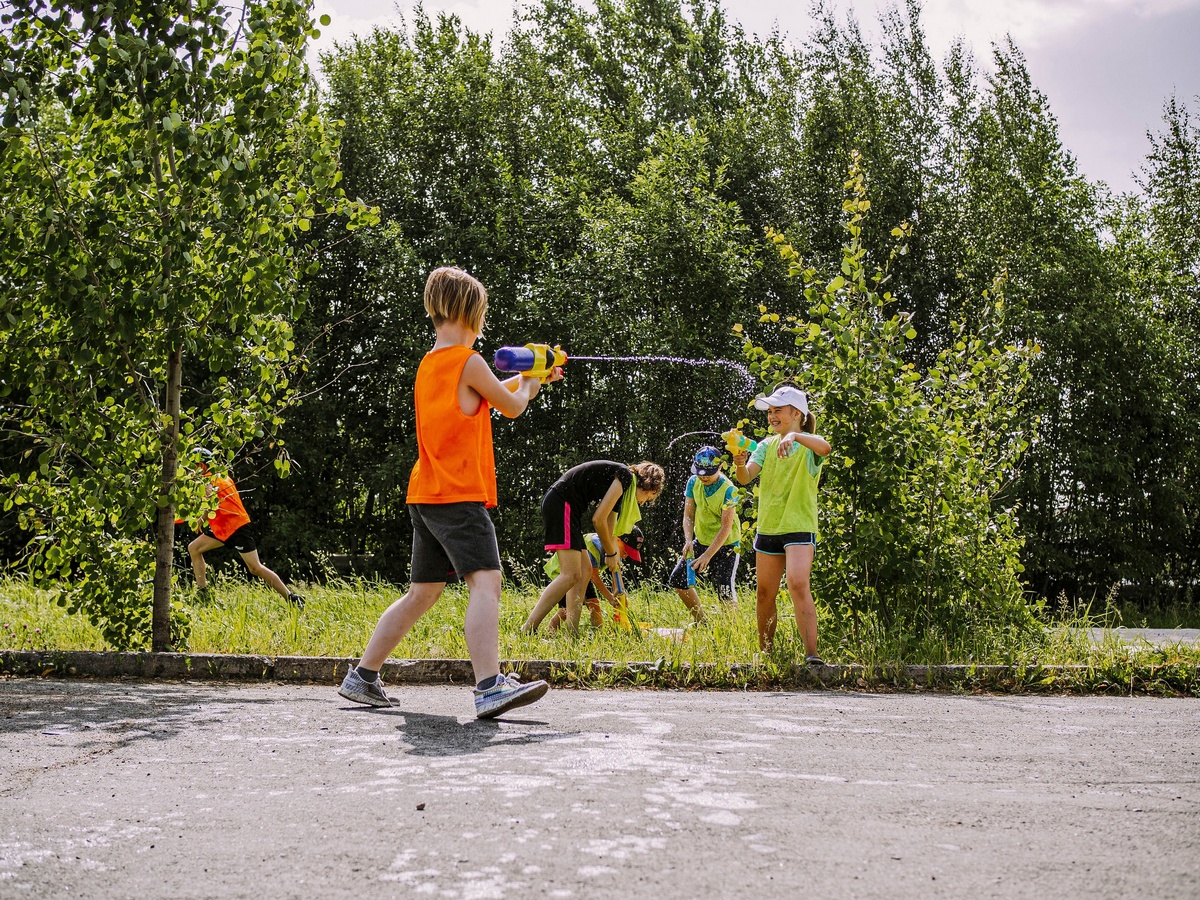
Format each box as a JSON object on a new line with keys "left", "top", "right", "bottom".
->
{"left": 368, "top": 708, "right": 574, "bottom": 757}
{"left": 0, "top": 680, "right": 275, "bottom": 751}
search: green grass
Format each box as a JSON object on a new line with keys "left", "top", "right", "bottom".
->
{"left": 1105, "top": 598, "right": 1200, "bottom": 630}
{"left": 3, "top": 575, "right": 1200, "bottom": 681}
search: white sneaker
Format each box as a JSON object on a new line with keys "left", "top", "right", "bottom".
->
{"left": 338, "top": 666, "right": 391, "bottom": 707}
{"left": 473, "top": 673, "right": 549, "bottom": 719}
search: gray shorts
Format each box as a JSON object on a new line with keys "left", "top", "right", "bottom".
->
{"left": 408, "top": 502, "right": 501, "bottom": 583}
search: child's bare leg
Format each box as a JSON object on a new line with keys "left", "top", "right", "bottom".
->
{"left": 785, "top": 544, "right": 818, "bottom": 657}
{"left": 562, "top": 564, "right": 591, "bottom": 634}
{"left": 546, "top": 608, "right": 566, "bottom": 633}
{"left": 463, "top": 568, "right": 503, "bottom": 683}
{"left": 239, "top": 550, "right": 290, "bottom": 599}
{"left": 188, "top": 534, "right": 223, "bottom": 589}
{"left": 359, "top": 581, "right": 446, "bottom": 670}
{"left": 755, "top": 552, "right": 786, "bottom": 651}
{"left": 564, "top": 591, "right": 584, "bottom": 634}
{"left": 674, "top": 587, "right": 705, "bottom": 623}
{"left": 585, "top": 596, "right": 603, "bottom": 627}
{"left": 523, "top": 551, "right": 586, "bottom": 632}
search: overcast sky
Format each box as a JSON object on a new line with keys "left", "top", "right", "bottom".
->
{"left": 308, "top": 0, "right": 1200, "bottom": 195}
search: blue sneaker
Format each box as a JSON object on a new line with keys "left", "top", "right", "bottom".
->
{"left": 338, "top": 666, "right": 391, "bottom": 707}
{"left": 474, "top": 673, "right": 549, "bottom": 719}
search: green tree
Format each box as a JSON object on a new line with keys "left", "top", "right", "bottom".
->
{"left": 1099, "top": 96, "right": 1200, "bottom": 604}
{"left": 746, "top": 153, "right": 1037, "bottom": 646}
{"left": 277, "top": 4, "right": 762, "bottom": 576}
{"left": 0, "top": 0, "right": 374, "bottom": 649}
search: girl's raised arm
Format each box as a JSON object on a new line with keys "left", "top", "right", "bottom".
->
{"left": 780, "top": 431, "right": 831, "bottom": 458}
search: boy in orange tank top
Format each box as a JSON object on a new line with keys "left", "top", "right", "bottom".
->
{"left": 182, "top": 450, "right": 305, "bottom": 609}
{"left": 339, "top": 266, "right": 561, "bottom": 719}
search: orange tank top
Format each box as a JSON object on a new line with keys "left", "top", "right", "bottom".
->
{"left": 208, "top": 475, "right": 251, "bottom": 542}
{"left": 406, "top": 345, "right": 497, "bottom": 507}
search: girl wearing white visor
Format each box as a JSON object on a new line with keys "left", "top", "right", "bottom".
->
{"left": 732, "top": 384, "right": 831, "bottom": 662}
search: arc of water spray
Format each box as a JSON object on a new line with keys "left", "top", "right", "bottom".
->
{"left": 570, "top": 355, "right": 758, "bottom": 395}
{"left": 665, "top": 430, "right": 723, "bottom": 453}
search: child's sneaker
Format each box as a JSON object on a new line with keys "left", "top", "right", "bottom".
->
{"left": 338, "top": 666, "right": 391, "bottom": 707}
{"left": 287, "top": 592, "right": 306, "bottom": 610}
{"left": 473, "top": 673, "right": 549, "bottom": 719}
{"left": 805, "top": 654, "right": 825, "bottom": 666}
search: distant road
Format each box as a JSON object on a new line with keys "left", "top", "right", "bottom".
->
{"left": 1089, "top": 628, "right": 1200, "bottom": 646}
{"left": 2, "top": 681, "right": 1197, "bottom": 899}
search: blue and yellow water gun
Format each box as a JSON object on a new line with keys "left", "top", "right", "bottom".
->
{"left": 494, "top": 344, "right": 568, "bottom": 383}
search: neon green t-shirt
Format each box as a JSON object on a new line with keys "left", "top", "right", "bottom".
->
{"left": 685, "top": 473, "right": 741, "bottom": 547}
{"left": 750, "top": 435, "right": 825, "bottom": 536}
{"left": 613, "top": 473, "right": 642, "bottom": 536}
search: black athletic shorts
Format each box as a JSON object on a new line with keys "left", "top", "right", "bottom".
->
{"left": 752, "top": 531, "right": 816, "bottom": 555}
{"left": 668, "top": 541, "right": 740, "bottom": 603}
{"left": 203, "top": 524, "right": 257, "bottom": 554}
{"left": 408, "top": 502, "right": 501, "bottom": 584}
{"left": 541, "top": 487, "right": 585, "bottom": 552}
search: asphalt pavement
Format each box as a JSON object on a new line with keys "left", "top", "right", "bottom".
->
{"left": 1, "top": 680, "right": 1197, "bottom": 899}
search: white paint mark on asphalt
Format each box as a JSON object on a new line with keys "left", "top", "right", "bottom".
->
{"left": 761, "top": 772, "right": 847, "bottom": 783}
{"left": 665, "top": 789, "right": 758, "bottom": 810}
{"left": 470, "top": 773, "right": 557, "bottom": 794}
{"left": 700, "top": 811, "right": 742, "bottom": 826}
{"left": 379, "top": 865, "right": 442, "bottom": 883}
{"left": 582, "top": 835, "right": 668, "bottom": 860}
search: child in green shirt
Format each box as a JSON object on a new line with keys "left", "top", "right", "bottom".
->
{"left": 668, "top": 446, "right": 742, "bottom": 623}
{"left": 733, "top": 384, "right": 831, "bottom": 662}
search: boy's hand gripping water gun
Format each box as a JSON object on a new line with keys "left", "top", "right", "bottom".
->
{"left": 722, "top": 428, "right": 757, "bottom": 456}
{"left": 684, "top": 542, "right": 697, "bottom": 588}
{"left": 493, "top": 344, "right": 568, "bottom": 383}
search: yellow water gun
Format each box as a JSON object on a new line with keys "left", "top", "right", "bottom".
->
{"left": 610, "top": 568, "right": 642, "bottom": 638}
{"left": 722, "top": 428, "right": 758, "bottom": 455}
{"left": 493, "top": 343, "right": 568, "bottom": 383}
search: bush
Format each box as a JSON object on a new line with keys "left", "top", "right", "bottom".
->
{"left": 741, "top": 152, "right": 1039, "bottom": 641}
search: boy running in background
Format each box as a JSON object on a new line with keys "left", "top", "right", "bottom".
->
{"left": 183, "top": 449, "right": 305, "bottom": 609}
{"left": 668, "top": 446, "right": 741, "bottom": 623}
{"left": 339, "top": 266, "right": 560, "bottom": 718}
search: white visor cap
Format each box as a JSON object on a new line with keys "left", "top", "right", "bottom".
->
{"left": 753, "top": 385, "right": 809, "bottom": 415}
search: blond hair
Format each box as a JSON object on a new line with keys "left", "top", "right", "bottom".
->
{"left": 424, "top": 266, "right": 488, "bottom": 332}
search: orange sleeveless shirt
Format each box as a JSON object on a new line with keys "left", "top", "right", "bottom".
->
{"left": 208, "top": 475, "right": 251, "bottom": 541}
{"left": 406, "top": 345, "right": 498, "bottom": 507}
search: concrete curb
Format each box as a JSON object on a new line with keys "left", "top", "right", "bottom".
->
{"left": 2, "top": 649, "right": 1198, "bottom": 694}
